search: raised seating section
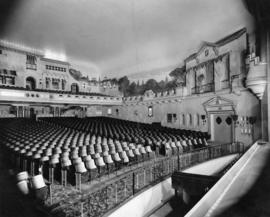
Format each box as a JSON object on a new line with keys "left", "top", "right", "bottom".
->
{"left": 0, "top": 117, "right": 210, "bottom": 186}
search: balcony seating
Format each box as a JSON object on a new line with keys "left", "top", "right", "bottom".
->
{"left": 104, "top": 154, "right": 115, "bottom": 173}
{"left": 0, "top": 117, "right": 209, "bottom": 186}
{"left": 96, "top": 156, "right": 107, "bottom": 177}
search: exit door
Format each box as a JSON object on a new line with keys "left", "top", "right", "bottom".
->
{"left": 210, "top": 113, "right": 233, "bottom": 144}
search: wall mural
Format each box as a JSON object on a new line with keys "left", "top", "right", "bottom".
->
{"left": 69, "top": 68, "right": 97, "bottom": 83}
{"left": 108, "top": 67, "right": 186, "bottom": 97}
{"left": 68, "top": 52, "right": 229, "bottom": 97}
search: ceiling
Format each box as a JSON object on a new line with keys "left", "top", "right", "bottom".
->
{"left": 0, "top": 0, "right": 254, "bottom": 80}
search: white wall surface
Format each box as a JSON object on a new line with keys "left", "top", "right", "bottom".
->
{"left": 108, "top": 178, "right": 174, "bottom": 217}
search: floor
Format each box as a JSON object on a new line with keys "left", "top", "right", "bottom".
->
{"left": 149, "top": 196, "right": 192, "bottom": 217}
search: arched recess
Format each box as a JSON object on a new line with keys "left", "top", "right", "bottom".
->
{"left": 30, "top": 108, "right": 36, "bottom": 119}
{"left": 26, "top": 77, "right": 36, "bottom": 90}
{"left": 203, "top": 96, "right": 235, "bottom": 144}
{"left": 71, "top": 83, "right": 79, "bottom": 94}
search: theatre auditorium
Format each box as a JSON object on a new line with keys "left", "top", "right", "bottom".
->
{"left": 0, "top": 0, "right": 270, "bottom": 217}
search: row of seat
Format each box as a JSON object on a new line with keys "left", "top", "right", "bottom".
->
{"left": 0, "top": 118, "right": 209, "bottom": 185}
{"left": 40, "top": 117, "right": 209, "bottom": 147}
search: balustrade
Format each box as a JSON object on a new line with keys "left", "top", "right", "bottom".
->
{"left": 53, "top": 142, "right": 245, "bottom": 217}
{"left": 191, "top": 83, "right": 215, "bottom": 94}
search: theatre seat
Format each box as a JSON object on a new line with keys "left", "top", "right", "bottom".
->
{"left": 0, "top": 117, "right": 210, "bottom": 185}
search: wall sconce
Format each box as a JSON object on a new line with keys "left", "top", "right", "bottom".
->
{"left": 148, "top": 106, "right": 153, "bottom": 117}
{"left": 201, "top": 114, "right": 206, "bottom": 125}
{"left": 249, "top": 116, "right": 256, "bottom": 125}
{"left": 232, "top": 115, "right": 238, "bottom": 122}
{"left": 232, "top": 114, "right": 239, "bottom": 128}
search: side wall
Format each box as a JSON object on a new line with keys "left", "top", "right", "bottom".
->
{"left": 108, "top": 90, "right": 260, "bottom": 145}
{"left": 107, "top": 178, "right": 174, "bottom": 217}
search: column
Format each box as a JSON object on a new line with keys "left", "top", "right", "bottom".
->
{"left": 53, "top": 107, "right": 56, "bottom": 117}
{"left": 16, "top": 106, "right": 19, "bottom": 117}
{"left": 267, "top": 29, "right": 270, "bottom": 140}
{"left": 22, "top": 106, "right": 25, "bottom": 117}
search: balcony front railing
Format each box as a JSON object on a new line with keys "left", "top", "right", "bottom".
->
{"left": 185, "top": 141, "right": 263, "bottom": 217}
{"left": 26, "top": 63, "right": 37, "bottom": 70}
{"left": 48, "top": 142, "right": 246, "bottom": 217}
{"left": 191, "top": 83, "right": 214, "bottom": 94}
{"left": 0, "top": 88, "right": 122, "bottom": 106}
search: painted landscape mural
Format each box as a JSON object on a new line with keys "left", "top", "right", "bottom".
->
{"left": 108, "top": 67, "right": 186, "bottom": 97}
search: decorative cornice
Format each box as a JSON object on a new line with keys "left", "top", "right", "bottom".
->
{"left": 40, "top": 57, "right": 70, "bottom": 66}
{"left": 185, "top": 28, "right": 246, "bottom": 63}
{"left": 187, "top": 52, "right": 229, "bottom": 72}
{"left": 0, "top": 40, "right": 44, "bottom": 56}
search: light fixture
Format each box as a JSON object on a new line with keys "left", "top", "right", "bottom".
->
{"left": 249, "top": 117, "right": 256, "bottom": 124}
{"left": 0, "top": 91, "right": 25, "bottom": 97}
{"left": 44, "top": 49, "right": 67, "bottom": 62}
{"left": 232, "top": 115, "right": 238, "bottom": 122}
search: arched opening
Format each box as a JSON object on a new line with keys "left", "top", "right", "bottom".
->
{"left": 189, "top": 114, "right": 193, "bottom": 126}
{"left": 203, "top": 96, "right": 234, "bottom": 143}
{"left": 182, "top": 114, "right": 186, "bottom": 126}
{"left": 26, "top": 77, "right": 36, "bottom": 90}
{"left": 71, "top": 83, "right": 79, "bottom": 94}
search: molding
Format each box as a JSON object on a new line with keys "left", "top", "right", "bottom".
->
{"left": 203, "top": 96, "right": 235, "bottom": 113}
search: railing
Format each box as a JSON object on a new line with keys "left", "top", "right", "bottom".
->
{"left": 50, "top": 142, "right": 246, "bottom": 217}
{"left": 185, "top": 141, "right": 265, "bottom": 217}
{"left": 26, "top": 63, "right": 37, "bottom": 70}
{"left": 191, "top": 83, "right": 214, "bottom": 94}
{"left": 0, "top": 88, "right": 122, "bottom": 106}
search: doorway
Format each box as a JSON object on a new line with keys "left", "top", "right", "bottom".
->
{"left": 210, "top": 113, "right": 233, "bottom": 144}
{"left": 26, "top": 77, "right": 36, "bottom": 90}
{"left": 71, "top": 83, "right": 79, "bottom": 94}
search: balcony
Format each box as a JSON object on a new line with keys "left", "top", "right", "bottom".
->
{"left": 37, "top": 142, "right": 244, "bottom": 217}
{"left": 26, "top": 63, "right": 37, "bottom": 70}
{"left": 0, "top": 87, "right": 122, "bottom": 106}
{"left": 191, "top": 83, "right": 214, "bottom": 94}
